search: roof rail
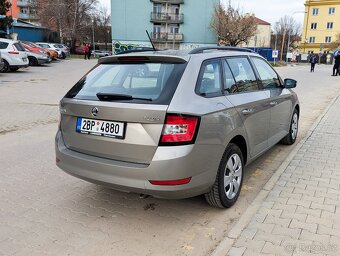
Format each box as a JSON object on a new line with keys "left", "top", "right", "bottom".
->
{"left": 189, "top": 46, "right": 254, "bottom": 54}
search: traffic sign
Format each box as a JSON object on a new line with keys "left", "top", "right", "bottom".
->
{"left": 318, "top": 52, "right": 323, "bottom": 57}
{"left": 334, "top": 50, "right": 339, "bottom": 56}
{"left": 272, "top": 50, "right": 279, "bottom": 58}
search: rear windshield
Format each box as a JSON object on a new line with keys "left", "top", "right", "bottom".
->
{"left": 65, "top": 62, "right": 187, "bottom": 104}
{"left": 13, "top": 42, "right": 25, "bottom": 51}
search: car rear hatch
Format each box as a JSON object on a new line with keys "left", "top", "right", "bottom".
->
{"left": 11, "top": 42, "right": 28, "bottom": 62}
{"left": 60, "top": 54, "right": 188, "bottom": 164}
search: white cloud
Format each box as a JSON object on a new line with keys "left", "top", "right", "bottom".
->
{"left": 222, "top": 0, "right": 306, "bottom": 25}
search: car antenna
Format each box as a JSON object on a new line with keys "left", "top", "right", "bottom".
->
{"left": 146, "top": 30, "right": 156, "bottom": 51}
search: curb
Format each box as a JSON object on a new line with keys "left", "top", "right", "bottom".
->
{"left": 211, "top": 92, "right": 340, "bottom": 256}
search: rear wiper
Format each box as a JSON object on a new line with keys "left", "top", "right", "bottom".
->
{"left": 96, "top": 92, "right": 153, "bottom": 101}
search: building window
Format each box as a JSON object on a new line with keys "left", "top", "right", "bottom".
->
{"left": 325, "top": 36, "right": 332, "bottom": 43}
{"left": 311, "top": 23, "right": 317, "bottom": 29}
{"left": 329, "top": 7, "right": 335, "bottom": 15}
{"left": 312, "top": 8, "right": 319, "bottom": 15}
{"left": 153, "top": 4, "right": 162, "bottom": 14}
{"left": 309, "top": 37, "right": 316, "bottom": 43}
{"left": 327, "top": 22, "right": 333, "bottom": 29}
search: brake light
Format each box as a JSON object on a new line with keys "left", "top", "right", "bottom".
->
{"left": 149, "top": 177, "right": 191, "bottom": 186}
{"left": 159, "top": 114, "right": 200, "bottom": 145}
{"left": 8, "top": 51, "right": 19, "bottom": 54}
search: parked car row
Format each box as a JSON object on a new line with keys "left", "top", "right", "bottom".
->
{"left": 0, "top": 38, "right": 70, "bottom": 73}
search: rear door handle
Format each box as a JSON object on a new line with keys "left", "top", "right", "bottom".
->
{"left": 242, "top": 108, "right": 255, "bottom": 115}
{"left": 269, "top": 101, "right": 278, "bottom": 106}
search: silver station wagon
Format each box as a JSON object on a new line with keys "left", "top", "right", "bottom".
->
{"left": 55, "top": 47, "right": 299, "bottom": 208}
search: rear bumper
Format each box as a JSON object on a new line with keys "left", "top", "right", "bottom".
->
{"left": 55, "top": 131, "right": 220, "bottom": 199}
{"left": 37, "top": 57, "right": 49, "bottom": 65}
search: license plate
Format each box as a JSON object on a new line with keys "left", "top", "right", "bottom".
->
{"left": 76, "top": 117, "right": 125, "bottom": 139}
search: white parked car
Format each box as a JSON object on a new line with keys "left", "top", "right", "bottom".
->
{"left": 35, "top": 42, "right": 63, "bottom": 59}
{"left": 0, "top": 38, "right": 29, "bottom": 72}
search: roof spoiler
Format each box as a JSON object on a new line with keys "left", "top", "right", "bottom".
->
{"left": 189, "top": 46, "right": 254, "bottom": 54}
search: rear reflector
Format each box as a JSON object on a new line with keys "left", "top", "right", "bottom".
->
{"left": 160, "top": 114, "right": 199, "bottom": 145}
{"left": 149, "top": 177, "right": 191, "bottom": 186}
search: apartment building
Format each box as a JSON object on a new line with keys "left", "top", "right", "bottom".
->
{"left": 111, "top": 0, "right": 219, "bottom": 52}
{"left": 7, "top": 0, "right": 39, "bottom": 24}
{"left": 300, "top": 0, "right": 340, "bottom": 53}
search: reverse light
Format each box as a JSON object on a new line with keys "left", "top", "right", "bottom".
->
{"left": 149, "top": 177, "right": 192, "bottom": 186}
{"left": 159, "top": 114, "right": 200, "bottom": 145}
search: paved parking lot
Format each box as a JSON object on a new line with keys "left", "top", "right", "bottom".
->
{"left": 1, "top": 60, "right": 340, "bottom": 256}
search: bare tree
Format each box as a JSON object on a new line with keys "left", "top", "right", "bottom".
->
{"left": 328, "top": 33, "right": 340, "bottom": 50}
{"left": 210, "top": 2, "right": 257, "bottom": 47}
{"left": 37, "top": 0, "right": 98, "bottom": 49}
{"left": 271, "top": 16, "right": 301, "bottom": 61}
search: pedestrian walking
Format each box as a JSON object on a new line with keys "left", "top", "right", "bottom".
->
{"left": 309, "top": 52, "right": 317, "bottom": 72}
{"left": 332, "top": 52, "right": 340, "bottom": 76}
{"left": 84, "top": 43, "right": 89, "bottom": 60}
{"left": 88, "top": 44, "right": 93, "bottom": 60}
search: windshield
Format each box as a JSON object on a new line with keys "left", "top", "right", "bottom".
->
{"left": 65, "top": 62, "right": 187, "bottom": 104}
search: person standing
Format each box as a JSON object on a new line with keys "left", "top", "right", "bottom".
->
{"left": 84, "top": 43, "right": 89, "bottom": 60}
{"left": 332, "top": 52, "right": 340, "bottom": 76}
{"left": 309, "top": 52, "right": 317, "bottom": 72}
{"left": 88, "top": 43, "right": 93, "bottom": 60}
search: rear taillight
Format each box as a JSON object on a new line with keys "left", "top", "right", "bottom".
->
{"left": 159, "top": 114, "right": 200, "bottom": 145}
{"left": 8, "top": 51, "right": 19, "bottom": 54}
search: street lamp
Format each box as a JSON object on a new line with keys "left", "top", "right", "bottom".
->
{"left": 286, "top": 11, "right": 306, "bottom": 62}
{"left": 92, "top": 18, "right": 95, "bottom": 52}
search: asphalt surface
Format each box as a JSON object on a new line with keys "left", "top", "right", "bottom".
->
{"left": 1, "top": 60, "right": 339, "bottom": 256}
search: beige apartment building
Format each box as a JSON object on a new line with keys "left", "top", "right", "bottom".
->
{"left": 300, "top": 0, "right": 340, "bottom": 53}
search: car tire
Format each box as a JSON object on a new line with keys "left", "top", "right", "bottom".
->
{"left": 9, "top": 67, "right": 19, "bottom": 72}
{"left": 280, "top": 108, "right": 299, "bottom": 145}
{"left": 205, "top": 143, "right": 244, "bottom": 208}
{"left": 1, "top": 60, "right": 9, "bottom": 73}
{"left": 28, "top": 56, "right": 38, "bottom": 66}
{"left": 61, "top": 52, "right": 66, "bottom": 59}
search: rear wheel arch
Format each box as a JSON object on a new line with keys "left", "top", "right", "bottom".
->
{"left": 229, "top": 135, "right": 248, "bottom": 165}
{"left": 1, "top": 59, "right": 9, "bottom": 72}
{"left": 28, "top": 56, "right": 38, "bottom": 66}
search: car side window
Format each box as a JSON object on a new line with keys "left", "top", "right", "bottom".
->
{"left": 0, "top": 42, "right": 9, "bottom": 49}
{"left": 196, "top": 59, "right": 222, "bottom": 97}
{"left": 226, "top": 57, "right": 258, "bottom": 93}
{"left": 222, "top": 60, "right": 237, "bottom": 93}
{"left": 251, "top": 57, "right": 281, "bottom": 89}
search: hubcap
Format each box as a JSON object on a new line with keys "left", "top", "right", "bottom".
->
{"left": 224, "top": 153, "right": 242, "bottom": 200}
{"left": 291, "top": 113, "right": 298, "bottom": 140}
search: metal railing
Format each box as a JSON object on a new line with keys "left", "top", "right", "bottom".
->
{"left": 150, "top": 12, "right": 184, "bottom": 23}
{"left": 151, "top": 32, "right": 183, "bottom": 42}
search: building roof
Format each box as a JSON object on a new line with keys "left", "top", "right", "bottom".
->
{"left": 13, "top": 19, "right": 45, "bottom": 29}
{"left": 255, "top": 17, "right": 271, "bottom": 26}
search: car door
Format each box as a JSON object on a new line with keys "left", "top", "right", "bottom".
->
{"left": 223, "top": 56, "right": 271, "bottom": 158}
{"left": 250, "top": 57, "right": 294, "bottom": 146}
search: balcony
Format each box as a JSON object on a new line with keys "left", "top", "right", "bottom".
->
{"left": 150, "top": 0, "right": 184, "bottom": 4}
{"left": 151, "top": 32, "right": 183, "bottom": 42}
{"left": 150, "top": 12, "right": 184, "bottom": 23}
{"left": 17, "top": 0, "right": 29, "bottom": 7}
{"left": 18, "top": 13, "right": 39, "bottom": 20}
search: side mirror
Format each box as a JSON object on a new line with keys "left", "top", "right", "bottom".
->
{"left": 283, "top": 78, "right": 297, "bottom": 88}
